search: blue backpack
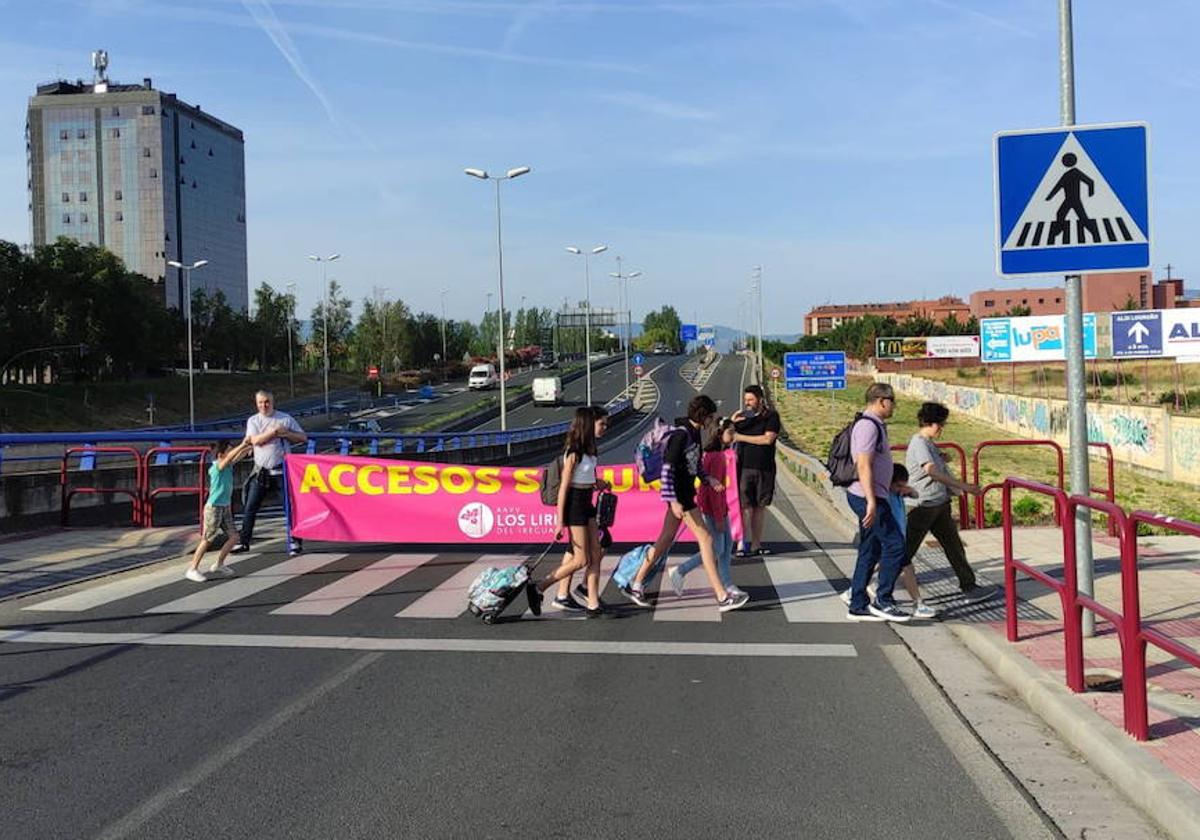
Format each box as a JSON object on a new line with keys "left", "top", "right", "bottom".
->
{"left": 611, "top": 543, "right": 667, "bottom": 590}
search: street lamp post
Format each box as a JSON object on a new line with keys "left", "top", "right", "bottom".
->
{"left": 566, "top": 244, "right": 608, "bottom": 406}
{"left": 306, "top": 253, "right": 340, "bottom": 416}
{"left": 166, "top": 258, "right": 208, "bottom": 429}
{"left": 285, "top": 282, "right": 297, "bottom": 398}
{"left": 439, "top": 288, "right": 449, "bottom": 372}
{"left": 751, "top": 265, "right": 765, "bottom": 385}
{"left": 610, "top": 260, "right": 642, "bottom": 395}
{"left": 465, "top": 165, "right": 531, "bottom": 436}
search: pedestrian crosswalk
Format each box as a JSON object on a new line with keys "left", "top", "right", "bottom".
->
{"left": 20, "top": 546, "right": 848, "bottom": 624}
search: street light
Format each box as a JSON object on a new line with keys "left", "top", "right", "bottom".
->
{"left": 285, "top": 282, "right": 297, "bottom": 398}
{"left": 610, "top": 260, "right": 642, "bottom": 394}
{"left": 464, "top": 165, "right": 532, "bottom": 435}
{"left": 439, "top": 288, "right": 449, "bottom": 372}
{"left": 566, "top": 244, "right": 608, "bottom": 405}
{"left": 306, "top": 253, "right": 341, "bottom": 415}
{"left": 166, "top": 258, "right": 208, "bottom": 429}
{"left": 750, "top": 265, "right": 764, "bottom": 384}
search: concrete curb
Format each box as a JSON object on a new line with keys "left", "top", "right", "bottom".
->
{"left": 951, "top": 622, "right": 1200, "bottom": 840}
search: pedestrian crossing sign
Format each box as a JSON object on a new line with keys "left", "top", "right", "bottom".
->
{"left": 995, "top": 122, "right": 1149, "bottom": 276}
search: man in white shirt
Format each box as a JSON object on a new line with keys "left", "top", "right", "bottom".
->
{"left": 233, "top": 390, "right": 308, "bottom": 555}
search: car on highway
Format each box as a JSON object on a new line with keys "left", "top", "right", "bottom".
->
{"left": 468, "top": 363, "right": 499, "bottom": 390}
{"left": 537, "top": 352, "right": 558, "bottom": 369}
{"left": 532, "top": 375, "right": 563, "bottom": 406}
{"left": 653, "top": 343, "right": 671, "bottom": 355}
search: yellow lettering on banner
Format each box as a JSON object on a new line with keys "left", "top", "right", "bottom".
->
{"left": 602, "top": 466, "right": 635, "bottom": 493}
{"left": 299, "top": 464, "right": 330, "bottom": 494}
{"left": 474, "top": 467, "right": 501, "bottom": 494}
{"left": 441, "top": 466, "right": 473, "bottom": 494}
{"left": 413, "top": 465, "right": 439, "bottom": 495}
{"left": 387, "top": 465, "right": 411, "bottom": 494}
{"left": 357, "top": 465, "right": 384, "bottom": 496}
{"left": 513, "top": 468, "right": 540, "bottom": 493}
{"left": 328, "top": 464, "right": 356, "bottom": 495}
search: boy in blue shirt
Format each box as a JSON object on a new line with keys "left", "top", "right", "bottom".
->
{"left": 185, "top": 439, "right": 253, "bottom": 582}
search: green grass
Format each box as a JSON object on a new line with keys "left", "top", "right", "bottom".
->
{"left": 771, "top": 374, "right": 1200, "bottom": 527}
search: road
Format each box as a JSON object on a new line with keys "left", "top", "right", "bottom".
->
{"left": 1, "top": 353, "right": 1076, "bottom": 839}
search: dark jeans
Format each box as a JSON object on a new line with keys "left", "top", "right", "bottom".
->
{"left": 240, "top": 471, "right": 300, "bottom": 550}
{"left": 846, "top": 493, "right": 903, "bottom": 611}
{"left": 905, "top": 501, "right": 975, "bottom": 591}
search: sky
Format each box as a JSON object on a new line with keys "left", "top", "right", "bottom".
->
{"left": 0, "top": 0, "right": 1197, "bottom": 335}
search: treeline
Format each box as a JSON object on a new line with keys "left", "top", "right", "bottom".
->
{"left": 0, "top": 238, "right": 627, "bottom": 385}
{"left": 765, "top": 312, "right": 981, "bottom": 362}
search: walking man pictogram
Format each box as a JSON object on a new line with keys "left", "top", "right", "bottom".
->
{"left": 1046, "top": 152, "right": 1100, "bottom": 244}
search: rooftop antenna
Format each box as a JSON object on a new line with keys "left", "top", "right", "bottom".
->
{"left": 92, "top": 50, "right": 109, "bottom": 92}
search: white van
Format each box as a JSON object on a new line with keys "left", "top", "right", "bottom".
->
{"left": 532, "top": 376, "right": 563, "bottom": 406}
{"left": 468, "top": 363, "right": 499, "bottom": 390}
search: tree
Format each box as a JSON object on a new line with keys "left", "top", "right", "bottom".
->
{"left": 638, "top": 305, "right": 683, "bottom": 352}
{"left": 251, "top": 283, "right": 298, "bottom": 372}
{"left": 309, "top": 281, "right": 354, "bottom": 370}
{"left": 1005, "top": 305, "right": 1032, "bottom": 317}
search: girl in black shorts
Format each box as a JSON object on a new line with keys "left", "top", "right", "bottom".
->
{"left": 533, "top": 406, "right": 610, "bottom": 617}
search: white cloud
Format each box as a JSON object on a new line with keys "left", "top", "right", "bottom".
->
{"left": 596, "top": 91, "right": 716, "bottom": 121}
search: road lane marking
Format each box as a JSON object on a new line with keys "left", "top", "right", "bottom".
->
{"left": 396, "top": 554, "right": 519, "bottom": 619}
{"left": 0, "top": 629, "right": 856, "bottom": 658}
{"left": 653, "top": 554, "right": 722, "bottom": 623}
{"left": 524, "top": 552, "right": 619, "bottom": 619}
{"left": 762, "top": 555, "right": 848, "bottom": 622}
{"left": 271, "top": 553, "right": 433, "bottom": 616}
{"left": 145, "top": 554, "right": 347, "bottom": 613}
{"left": 23, "top": 554, "right": 261, "bottom": 613}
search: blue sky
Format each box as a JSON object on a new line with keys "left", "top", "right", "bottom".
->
{"left": 1, "top": 0, "right": 1197, "bottom": 334}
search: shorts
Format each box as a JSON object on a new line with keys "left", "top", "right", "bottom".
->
{"left": 673, "top": 483, "right": 698, "bottom": 515}
{"left": 202, "top": 504, "right": 234, "bottom": 542}
{"left": 564, "top": 486, "right": 597, "bottom": 526}
{"left": 739, "top": 468, "right": 776, "bottom": 508}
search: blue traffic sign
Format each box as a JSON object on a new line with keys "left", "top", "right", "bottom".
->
{"left": 1112, "top": 310, "right": 1163, "bottom": 357}
{"left": 995, "top": 122, "right": 1149, "bottom": 276}
{"left": 784, "top": 351, "right": 846, "bottom": 391}
{"left": 632, "top": 353, "right": 645, "bottom": 366}
{"left": 680, "top": 324, "right": 698, "bottom": 342}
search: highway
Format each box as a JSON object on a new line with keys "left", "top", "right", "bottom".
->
{"left": 0, "top": 352, "right": 1075, "bottom": 839}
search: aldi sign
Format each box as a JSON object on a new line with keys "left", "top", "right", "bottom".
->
{"left": 1112, "top": 309, "right": 1200, "bottom": 359}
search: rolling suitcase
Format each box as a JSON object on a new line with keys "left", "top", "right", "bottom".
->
{"left": 466, "top": 539, "right": 560, "bottom": 624}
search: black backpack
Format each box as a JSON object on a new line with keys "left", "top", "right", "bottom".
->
{"left": 539, "top": 456, "right": 563, "bottom": 506}
{"left": 826, "top": 413, "right": 885, "bottom": 487}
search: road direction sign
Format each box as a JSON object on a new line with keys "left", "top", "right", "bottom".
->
{"left": 783, "top": 351, "right": 846, "bottom": 391}
{"left": 633, "top": 364, "right": 644, "bottom": 377}
{"left": 980, "top": 314, "right": 1098, "bottom": 363}
{"left": 680, "top": 324, "right": 698, "bottom": 342}
{"left": 632, "top": 353, "right": 645, "bottom": 366}
{"left": 697, "top": 325, "right": 716, "bottom": 348}
{"left": 1111, "top": 310, "right": 1162, "bottom": 357}
{"left": 995, "top": 122, "right": 1150, "bottom": 276}
{"left": 771, "top": 367, "right": 781, "bottom": 380}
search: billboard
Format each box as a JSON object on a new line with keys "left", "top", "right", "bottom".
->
{"left": 980, "top": 314, "right": 1098, "bottom": 363}
{"left": 1111, "top": 309, "right": 1200, "bottom": 359}
{"left": 875, "top": 336, "right": 980, "bottom": 361}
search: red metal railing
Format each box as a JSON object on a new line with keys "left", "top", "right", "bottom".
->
{"left": 1088, "top": 442, "right": 1118, "bottom": 537}
{"left": 142, "top": 447, "right": 210, "bottom": 528}
{"left": 975, "top": 439, "right": 1065, "bottom": 529}
{"left": 60, "top": 446, "right": 144, "bottom": 527}
{"left": 1122, "top": 511, "right": 1200, "bottom": 742}
{"left": 891, "top": 440, "right": 971, "bottom": 530}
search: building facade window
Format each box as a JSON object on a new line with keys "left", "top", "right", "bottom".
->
{"left": 77, "top": 128, "right": 87, "bottom": 139}
{"left": 115, "top": 211, "right": 123, "bottom": 221}
{"left": 111, "top": 106, "right": 120, "bottom": 117}
{"left": 142, "top": 105, "right": 155, "bottom": 115}
{"left": 149, "top": 167, "right": 158, "bottom": 178}
{"left": 59, "top": 129, "right": 69, "bottom": 140}
{"left": 79, "top": 191, "right": 88, "bottom": 202}
{"left": 142, "top": 147, "right": 151, "bottom": 157}
{"left": 62, "top": 192, "right": 70, "bottom": 202}
{"left": 62, "top": 213, "right": 70, "bottom": 223}
{"left": 111, "top": 128, "right": 120, "bottom": 138}
{"left": 80, "top": 212, "right": 88, "bottom": 224}
{"left": 114, "top": 190, "right": 122, "bottom": 201}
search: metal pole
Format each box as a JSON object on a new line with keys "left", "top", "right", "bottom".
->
{"left": 622, "top": 274, "right": 630, "bottom": 394}
{"left": 584, "top": 253, "right": 593, "bottom": 406}
{"left": 184, "top": 267, "right": 195, "bottom": 429}
{"left": 494, "top": 179, "right": 508, "bottom": 432}
{"left": 440, "top": 291, "right": 448, "bottom": 370}
{"left": 286, "top": 285, "right": 295, "bottom": 398}
{"left": 1059, "top": 0, "right": 1095, "bottom": 637}
{"left": 322, "top": 261, "right": 330, "bottom": 417}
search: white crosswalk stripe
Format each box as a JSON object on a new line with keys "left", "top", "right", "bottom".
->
{"left": 271, "top": 553, "right": 433, "bottom": 616}
{"left": 146, "top": 553, "right": 346, "bottom": 614}
{"left": 762, "top": 554, "right": 847, "bottom": 622}
{"left": 396, "top": 554, "right": 518, "bottom": 619}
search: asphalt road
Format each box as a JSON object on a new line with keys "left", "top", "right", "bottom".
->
{"left": 0, "top": 353, "right": 1051, "bottom": 840}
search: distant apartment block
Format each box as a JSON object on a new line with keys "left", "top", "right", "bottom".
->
{"left": 26, "top": 52, "right": 248, "bottom": 312}
{"left": 970, "top": 271, "right": 1194, "bottom": 319}
{"left": 803, "top": 296, "right": 971, "bottom": 335}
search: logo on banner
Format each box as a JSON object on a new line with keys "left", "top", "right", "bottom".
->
{"left": 1022, "top": 324, "right": 1063, "bottom": 351}
{"left": 458, "top": 502, "right": 495, "bottom": 539}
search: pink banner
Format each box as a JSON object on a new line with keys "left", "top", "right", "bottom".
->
{"left": 285, "top": 453, "right": 744, "bottom": 546}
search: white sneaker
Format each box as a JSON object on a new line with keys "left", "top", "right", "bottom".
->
{"left": 913, "top": 602, "right": 939, "bottom": 620}
{"left": 668, "top": 566, "right": 685, "bottom": 597}
{"left": 726, "top": 585, "right": 747, "bottom": 598}
{"left": 207, "top": 565, "right": 236, "bottom": 579}
{"left": 185, "top": 568, "right": 207, "bottom": 583}
{"left": 839, "top": 589, "right": 852, "bottom": 606}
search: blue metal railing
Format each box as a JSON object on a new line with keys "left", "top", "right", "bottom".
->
{"left": 0, "top": 399, "right": 634, "bottom": 474}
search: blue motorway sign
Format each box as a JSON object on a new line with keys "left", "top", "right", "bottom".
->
{"left": 632, "top": 352, "right": 645, "bottom": 366}
{"left": 995, "top": 122, "right": 1149, "bottom": 276}
{"left": 784, "top": 351, "right": 846, "bottom": 391}
{"left": 679, "top": 324, "right": 698, "bottom": 342}
{"left": 1112, "top": 310, "right": 1162, "bottom": 358}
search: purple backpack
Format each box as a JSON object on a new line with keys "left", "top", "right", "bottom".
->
{"left": 635, "top": 417, "right": 681, "bottom": 483}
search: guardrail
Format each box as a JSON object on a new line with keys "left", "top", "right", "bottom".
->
{"left": 1002, "top": 477, "right": 1198, "bottom": 742}
{"left": 61, "top": 446, "right": 144, "bottom": 527}
{"left": 975, "top": 439, "right": 1065, "bottom": 529}
{"left": 890, "top": 441, "right": 970, "bottom": 530}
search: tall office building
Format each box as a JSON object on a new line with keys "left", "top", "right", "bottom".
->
{"left": 26, "top": 51, "right": 248, "bottom": 312}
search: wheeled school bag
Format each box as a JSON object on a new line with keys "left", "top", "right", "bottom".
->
{"left": 466, "top": 540, "right": 559, "bottom": 624}
{"left": 611, "top": 543, "right": 667, "bottom": 590}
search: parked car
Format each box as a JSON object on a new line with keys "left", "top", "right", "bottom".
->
{"left": 468, "top": 363, "right": 500, "bottom": 390}
{"left": 532, "top": 376, "right": 563, "bottom": 406}
{"left": 537, "top": 352, "right": 558, "bottom": 369}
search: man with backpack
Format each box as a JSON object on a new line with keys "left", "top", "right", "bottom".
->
{"left": 837, "top": 382, "right": 911, "bottom": 622}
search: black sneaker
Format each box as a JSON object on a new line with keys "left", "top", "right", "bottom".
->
{"left": 574, "top": 583, "right": 589, "bottom": 601}
{"left": 550, "top": 596, "right": 585, "bottom": 613}
{"left": 526, "top": 584, "right": 543, "bottom": 617}
{"left": 846, "top": 608, "right": 885, "bottom": 622}
{"left": 868, "top": 601, "right": 911, "bottom": 623}
{"left": 230, "top": 544, "right": 249, "bottom": 554}
{"left": 961, "top": 584, "right": 998, "bottom": 605}
{"left": 621, "top": 585, "right": 652, "bottom": 607}
{"left": 717, "top": 590, "right": 750, "bottom": 613}
{"left": 585, "top": 604, "right": 607, "bottom": 619}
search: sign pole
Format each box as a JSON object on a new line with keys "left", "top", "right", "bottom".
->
{"left": 1059, "top": 0, "right": 1095, "bottom": 637}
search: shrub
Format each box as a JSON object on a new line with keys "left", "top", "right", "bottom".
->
{"left": 1012, "top": 496, "right": 1043, "bottom": 519}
